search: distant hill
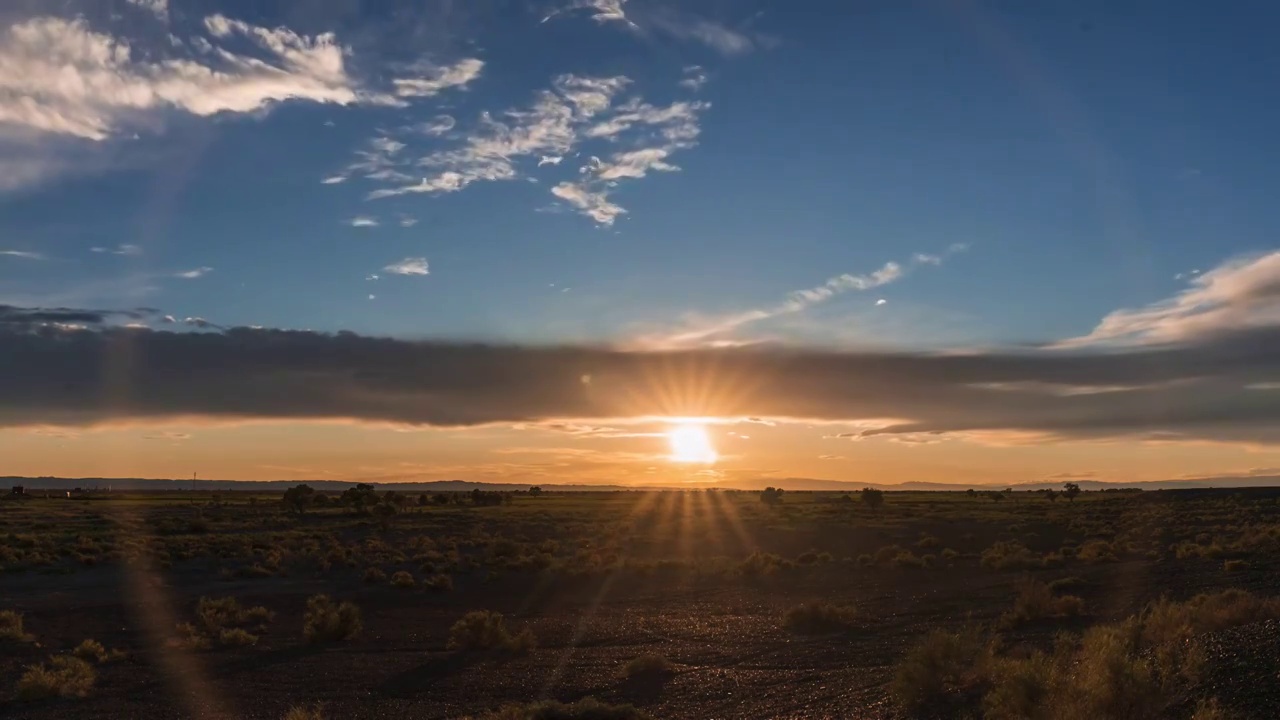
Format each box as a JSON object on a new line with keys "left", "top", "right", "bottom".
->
{"left": 4, "top": 474, "right": 1279, "bottom": 493}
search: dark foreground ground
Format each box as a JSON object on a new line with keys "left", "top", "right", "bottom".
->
{"left": 3, "top": 487, "right": 1280, "bottom": 719}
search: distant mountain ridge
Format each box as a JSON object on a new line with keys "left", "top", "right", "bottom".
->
{"left": 5, "top": 475, "right": 1279, "bottom": 492}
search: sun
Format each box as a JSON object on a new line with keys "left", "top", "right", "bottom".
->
{"left": 667, "top": 423, "right": 718, "bottom": 464}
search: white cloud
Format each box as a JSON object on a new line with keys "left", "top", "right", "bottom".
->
{"left": 321, "top": 175, "right": 347, "bottom": 184}
{"left": 679, "top": 65, "right": 708, "bottom": 92}
{"left": 0, "top": 16, "right": 361, "bottom": 142}
{"left": 393, "top": 58, "right": 484, "bottom": 98}
{"left": 650, "top": 250, "right": 960, "bottom": 346}
{"left": 0, "top": 250, "right": 45, "bottom": 260}
{"left": 348, "top": 216, "right": 379, "bottom": 227}
{"left": 551, "top": 182, "right": 626, "bottom": 224}
{"left": 538, "top": 155, "right": 563, "bottom": 166}
{"left": 174, "top": 266, "right": 213, "bottom": 279}
{"left": 383, "top": 257, "right": 429, "bottom": 276}
{"left": 399, "top": 216, "right": 418, "bottom": 227}
{"left": 127, "top": 0, "right": 169, "bottom": 21}
{"left": 543, "top": 0, "right": 634, "bottom": 26}
{"left": 91, "top": 243, "right": 142, "bottom": 255}
{"left": 415, "top": 115, "right": 456, "bottom": 136}
{"left": 1060, "top": 251, "right": 1280, "bottom": 347}
{"left": 365, "top": 74, "right": 631, "bottom": 200}
{"left": 647, "top": 14, "right": 756, "bottom": 55}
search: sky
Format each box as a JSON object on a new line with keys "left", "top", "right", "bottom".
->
{"left": 3, "top": 0, "right": 1280, "bottom": 488}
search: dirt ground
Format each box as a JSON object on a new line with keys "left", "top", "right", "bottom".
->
{"left": 3, "top": 488, "right": 1280, "bottom": 719}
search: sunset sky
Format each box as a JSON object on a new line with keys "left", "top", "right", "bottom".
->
{"left": 3, "top": 1, "right": 1280, "bottom": 487}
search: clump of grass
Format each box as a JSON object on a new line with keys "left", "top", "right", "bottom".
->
{"left": 1048, "top": 576, "right": 1088, "bottom": 595}
{"left": 424, "top": 573, "right": 453, "bottom": 592}
{"left": 621, "top": 653, "right": 675, "bottom": 680}
{"left": 390, "top": 570, "right": 416, "bottom": 588}
{"left": 16, "top": 656, "right": 96, "bottom": 701}
{"left": 283, "top": 703, "right": 326, "bottom": 720}
{"left": 1223, "top": 559, "right": 1249, "bottom": 572}
{"left": 892, "top": 625, "right": 994, "bottom": 716}
{"left": 940, "top": 548, "right": 960, "bottom": 561}
{"left": 782, "top": 602, "right": 858, "bottom": 635}
{"left": 479, "top": 697, "right": 651, "bottom": 720}
{"left": 980, "top": 541, "right": 1043, "bottom": 571}
{"left": 1076, "top": 539, "right": 1119, "bottom": 563}
{"left": 70, "top": 639, "right": 124, "bottom": 663}
{"left": 218, "top": 628, "right": 258, "bottom": 647}
{"left": 736, "top": 551, "right": 790, "bottom": 577}
{"left": 1001, "top": 578, "right": 1085, "bottom": 627}
{"left": 303, "top": 594, "right": 362, "bottom": 644}
{"left": 447, "top": 610, "right": 536, "bottom": 655}
{"left": 179, "top": 596, "right": 273, "bottom": 649}
{"left": 363, "top": 567, "right": 386, "bottom": 584}
{"left": 0, "top": 609, "right": 34, "bottom": 642}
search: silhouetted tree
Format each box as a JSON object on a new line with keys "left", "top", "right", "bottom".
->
{"left": 417, "top": 493, "right": 429, "bottom": 506}
{"left": 1043, "top": 489, "right": 1059, "bottom": 502}
{"left": 860, "top": 487, "right": 885, "bottom": 510}
{"left": 1063, "top": 482, "right": 1082, "bottom": 502}
{"left": 340, "top": 483, "right": 378, "bottom": 513}
{"left": 529, "top": 486, "right": 543, "bottom": 497}
{"left": 988, "top": 491, "right": 1005, "bottom": 502}
{"left": 965, "top": 488, "right": 977, "bottom": 498}
{"left": 760, "top": 487, "right": 784, "bottom": 505}
{"left": 470, "top": 489, "right": 504, "bottom": 507}
{"left": 282, "top": 484, "right": 315, "bottom": 515}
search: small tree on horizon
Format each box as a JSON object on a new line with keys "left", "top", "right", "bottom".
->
{"left": 861, "top": 486, "right": 885, "bottom": 510}
{"left": 529, "top": 486, "right": 543, "bottom": 497}
{"left": 1063, "top": 482, "right": 1082, "bottom": 502}
{"left": 760, "top": 487, "right": 784, "bottom": 505}
{"left": 282, "top": 484, "right": 315, "bottom": 515}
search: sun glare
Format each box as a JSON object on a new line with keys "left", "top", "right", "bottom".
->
{"left": 667, "top": 423, "right": 718, "bottom": 464}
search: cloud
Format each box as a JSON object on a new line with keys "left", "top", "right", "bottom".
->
{"left": 392, "top": 58, "right": 483, "bottom": 98}
{"left": 90, "top": 244, "right": 142, "bottom": 256}
{"left": 538, "top": 155, "right": 563, "bottom": 166}
{"left": 173, "top": 266, "right": 213, "bottom": 279}
{"left": 1, "top": 250, "right": 45, "bottom": 260}
{"left": 382, "top": 257, "right": 429, "bottom": 276}
{"left": 143, "top": 431, "right": 191, "bottom": 441}
{"left": 348, "top": 216, "right": 379, "bottom": 227}
{"left": 363, "top": 74, "right": 631, "bottom": 200}
{"left": 399, "top": 216, "right": 418, "bottom": 227}
{"left": 321, "top": 175, "right": 347, "bottom": 184}
{"left": 543, "top": 0, "right": 633, "bottom": 26}
{"left": 415, "top": 115, "right": 456, "bottom": 136}
{"left": 645, "top": 13, "right": 757, "bottom": 55}
{"left": 1060, "top": 251, "right": 1280, "bottom": 347}
{"left": 127, "top": 0, "right": 169, "bottom": 21}
{"left": 5, "top": 313, "right": 1280, "bottom": 446}
{"left": 0, "top": 15, "right": 361, "bottom": 142}
{"left": 875, "top": 298, "right": 887, "bottom": 306}
{"left": 679, "top": 65, "right": 708, "bottom": 92}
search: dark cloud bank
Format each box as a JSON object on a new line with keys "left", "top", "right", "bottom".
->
{"left": 3, "top": 305, "right": 1280, "bottom": 444}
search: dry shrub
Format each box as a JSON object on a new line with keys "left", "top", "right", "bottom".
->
{"left": 70, "top": 639, "right": 123, "bottom": 663}
{"left": 447, "top": 610, "right": 535, "bottom": 655}
{"left": 892, "top": 625, "right": 994, "bottom": 716}
{"left": 0, "top": 610, "right": 34, "bottom": 642}
{"left": 782, "top": 602, "right": 858, "bottom": 635}
{"left": 302, "top": 594, "right": 362, "bottom": 644}
{"left": 283, "top": 703, "right": 326, "bottom": 720}
{"left": 980, "top": 541, "right": 1042, "bottom": 571}
{"left": 621, "top": 653, "right": 675, "bottom": 680}
{"left": 1002, "top": 578, "right": 1085, "bottom": 626}
{"left": 16, "top": 656, "right": 96, "bottom": 701}
{"left": 390, "top": 570, "right": 416, "bottom": 588}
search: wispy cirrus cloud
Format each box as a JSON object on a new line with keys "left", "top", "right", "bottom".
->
{"left": 382, "top": 257, "right": 429, "bottom": 276}
{"left": 393, "top": 58, "right": 484, "bottom": 98}
{"left": 347, "top": 216, "right": 379, "bottom": 227}
{"left": 543, "top": 0, "right": 764, "bottom": 55}
{"left": 174, "top": 267, "right": 213, "bottom": 279}
{"left": 1059, "top": 251, "right": 1280, "bottom": 347}
{"left": 647, "top": 247, "right": 966, "bottom": 347}
{"left": 679, "top": 65, "right": 708, "bottom": 92}
{"left": 126, "top": 0, "right": 169, "bottom": 22}
{"left": 1, "top": 250, "right": 45, "bottom": 260}
{"left": 91, "top": 244, "right": 142, "bottom": 256}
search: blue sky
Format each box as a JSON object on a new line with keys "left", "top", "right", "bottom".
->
{"left": 4, "top": 0, "right": 1277, "bottom": 350}
{"left": 5, "top": 1, "right": 1280, "bottom": 485}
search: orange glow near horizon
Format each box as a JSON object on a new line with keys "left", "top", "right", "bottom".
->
{"left": 667, "top": 423, "right": 718, "bottom": 464}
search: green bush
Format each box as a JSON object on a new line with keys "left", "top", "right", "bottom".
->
{"left": 303, "top": 595, "right": 362, "bottom": 644}
{"left": 447, "top": 610, "right": 535, "bottom": 655}
{"left": 783, "top": 602, "right": 858, "bottom": 635}
{"left": 16, "top": 656, "right": 96, "bottom": 701}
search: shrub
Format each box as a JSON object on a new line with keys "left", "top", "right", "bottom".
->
{"left": 390, "top": 571, "right": 416, "bottom": 589}
{"left": 980, "top": 541, "right": 1042, "bottom": 571}
{"left": 782, "top": 602, "right": 857, "bottom": 635}
{"left": 424, "top": 573, "right": 454, "bottom": 592}
{"left": 1223, "top": 559, "right": 1249, "bottom": 572}
{"left": 1077, "top": 540, "right": 1118, "bottom": 563}
{"left": 72, "top": 639, "right": 107, "bottom": 663}
{"left": 1002, "top": 578, "right": 1085, "bottom": 626}
{"left": 941, "top": 548, "right": 960, "bottom": 561}
{"left": 16, "top": 656, "right": 96, "bottom": 701}
{"left": 0, "top": 609, "right": 33, "bottom": 642}
{"left": 892, "top": 550, "right": 926, "bottom": 569}
{"left": 916, "top": 535, "right": 940, "bottom": 550}
{"left": 447, "top": 610, "right": 536, "bottom": 655}
{"left": 283, "top": 703, "right": 326, "bottom": 720}
{"left": 892, "top": 626, "right": 993, "bottom": 716}
{"left": 303, "top": 595, "right": 362, "bottom": 644}
{"left": 736, "top": 551, "right": 787, "bottom": 577}
{"left": 1048, "top": 576, "right": 1088, "bottom": 594}
{"left": 479, "top": 697, "right": 651, "bottom": 720}
{"left": 621, "top": 653, "right": 675, "bottom": 680}
{"left": 218, "top": 628, "right": 258, "bottom": 646}
{"left": 363, "top": 567, "right": 386, "bottom": 583}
